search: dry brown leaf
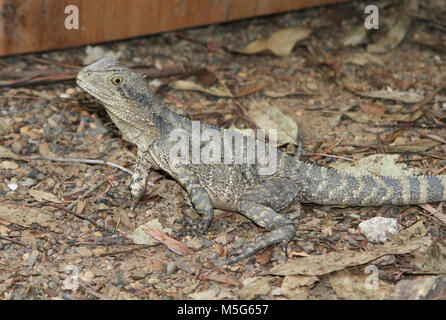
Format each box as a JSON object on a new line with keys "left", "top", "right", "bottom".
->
{"left": 240, "top": 27, "right": 311, "bottom": 56}
{"left": 367, "top": 15, "right": 412, "bottom": 54}
{"left": 269, "top": 237, "right": 428, "bottom": 276}
{"left": 141, "top": 223, "right": 194, "bottom": 256}
{"left": 353, "top": 90, "right": 424, "bottom": 103}
{"left": 0, "top": 203, "right": 62, "bottom": 232}
{"left": 200, "top": 273, "right": 243, "bottom": 287}
{"left": 412, "top": 29, "right": 446, "bottom": 53}
{"left": 248, "top": 102, "right": 298, "bottom": 146}
{"left": 28, "top": 189, "right": 62, "bottom": 204}
{"left": 281, "top": 276, "right": 311, "bottom": 299}
{"left": 263, "top": 89, "right": 315, "bottom": 98}
{"left": 387, "top": 139, "right": 441, "bottom": 152}
{"left": 342, "top": 24, "right": 368, "bottom": 46}
{"left": 344, "top": 110, "right": 423, "bottom": 123}
{"left": 329, "top": 268, "right": 395, "bottom": 300}
{"left": 170, "top": 80, "right": 230, "bottom": 97}
{"left": 345, "top": 52, "right": 385, "bottom": 66}
{"left": 359, "top": 103, "right": 387, "bottom": 117}
{"left": 237, "top": 277, "right": 272, "bottom": 299}
{"left": 388, "top": 275, "right": 446, "bottom": 299}
{"left": 0, "top": 146, "right": 21, "bottom": 160}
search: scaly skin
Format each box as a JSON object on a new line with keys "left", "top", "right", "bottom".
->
{"left": 77, "top": 57, "right": 446, "bottom": 264}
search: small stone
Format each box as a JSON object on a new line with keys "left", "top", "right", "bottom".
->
{"left": 92, "top": 247, "right": 106, "bottom": 257}
{"left": 11, "top": 141, "right": 22, "bottom": 154}
{"left": 65, "top": 88, "right": 76, "bottom": 95}
{"left": 130, "top": 269, "right": 148, "bottom": 280}
{"left": 7, "top": 183, "right": 18, "bottom": 191}
{"left": 77, "top": 247, "right": 93, "bottom": 258}
{"left": 0, "top": 117, "right": 14, "bottom": 135}
{"left": 1, "top": 161, "right": 18, "bottom": 169}
{"left": 359, "top": 217, "right": 402, "bottom": 243}
{"left": 26, "top": 250, "right": 39, "bottom": 266}
{"left": 19, "top": 126, "right": 30, "bottom": 135}
{"left": 185, "top": 238, "right": 203, "bottom": 250}
{"left": 166, "top": 261, "right": 178, "bottom": 275}
{"left": 152, "top": 260, "right": 166, "bottom": 274}
{"left": 148, "top": 278, "right": 160, "bottom": 285}
{"left": 21, "top": 178, "right": 35, "bottom": 187}
{"left": 271, "top": 288, "right": 282, "bottom": 296}
{"left": 81, "top": 270, "right": 95, "bottom": 282}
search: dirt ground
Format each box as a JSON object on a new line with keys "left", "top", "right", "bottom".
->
{"left": 1, "top": 0, "right": 446, "bottom": 299}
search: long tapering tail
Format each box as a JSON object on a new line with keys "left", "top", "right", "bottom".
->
{"left": 296, "top": 162, "right": 446, "bottom": 206}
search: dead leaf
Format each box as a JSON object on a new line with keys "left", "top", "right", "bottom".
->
{"left": 269, "top": 237, "right": 427, "bottom": 276}
{"left": 367, "top": 15, "right": 412, "bottom": 54}
{"left": 192, "top": 69, "right": 218, "bottom": 87}
{"left": 255, "top": 246, "right": 273, "bottom": 264}
{"left": 329, "top": 268, "right": 395, "bottom": 299}
{"left": 281, "top": 277, "right": 310, "bottom": 299}
{"left": 419, "top": 204, "right": 446, "bottom": 226}
{"left": 114, "top": 207, "right": 135, "bottom": 232}
{"left": 248, "top": 102, "right": 298, "bottom": 146}
{"left": 344, "top": 110, "right": 423, "bottom": 123}
{"left": 141, "top": 223, "right": 194, "bottom": 256}
{"left": 387, "top": 139, "right": 441, "bottom": 152}
{"left": 342, "top": 25, "right": 368, "bottom": 46}
{"left": 352, "top": 90, "right": 424, "bottom": 103}
{"left": 237, "top": 277, "right": 271, "bottom": 299}
{"left": 0, "top": 203, "right": 62, "bottom": 232}
{"left": 28, "top": 189, "right": 62, "bottom": 204}
{"left": 240, "top": 27, "right": 311, "bottom": 56}
{"left": 263, "top": 89, "right": 315, "bottom": 98}
{"left": 38, "top": 142, "right": 56, "bottom": 157}
{"left": 170, "top": 80, "right": 230, "bottom": 97}
{"left": 412, "top": 29, "right": 446, "bottom": 53}
{"left": 359, "top": 103, "right": 387, "bottom": 117}
{"left": 200, "top": 273, "right": 243, "bottom": 287}
{"left": 345, "top": 52, "right": 384, "bottom": 66}
{"left": 126, "top": 219, "right": 171, "bottom": 245}
{"left": 0, "top": 146, "right": 21, "bottom": 160}
{"left": 388, "top": 275, "right": 446, "bottom": 299}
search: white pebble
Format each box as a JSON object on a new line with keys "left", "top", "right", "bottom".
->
{"left": 359, "top": 217, "right": 402, "bottom": 243}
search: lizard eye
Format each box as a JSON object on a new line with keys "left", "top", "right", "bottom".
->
{"left": 111, "top": 76, "right": 124, "bottom": 86}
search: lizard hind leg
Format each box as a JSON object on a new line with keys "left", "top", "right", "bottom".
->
{"left": 225, "top": 178, "right": 300, "bottom": 264}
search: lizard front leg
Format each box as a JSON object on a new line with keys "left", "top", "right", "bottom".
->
{"left": 225, "top": 178, "right": 300, "bottom": 264}
{"left": 129, "top": 149, "right": 152, "bottom": 210}
{"left": 173, "top": 169, "right": 214, "bottom": 236}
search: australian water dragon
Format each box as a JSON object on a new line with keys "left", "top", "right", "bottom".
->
{"left": 76, "top": 57, "right": 446, "bottom": 264}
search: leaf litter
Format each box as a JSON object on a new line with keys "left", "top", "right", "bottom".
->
{"left": 1, "top": 0, "right": 446, "bottom": 300}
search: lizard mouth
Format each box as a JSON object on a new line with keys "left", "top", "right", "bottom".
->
{"left": 76, "top": 76, "right": 109, "bottom": 101}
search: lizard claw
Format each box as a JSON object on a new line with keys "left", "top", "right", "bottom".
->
{"left": 223, "top": 224, "right": 295, "bottom": 265}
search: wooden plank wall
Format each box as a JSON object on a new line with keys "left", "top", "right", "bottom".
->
{"left": 0, "top": 0, "right": 348, "bottom": 56}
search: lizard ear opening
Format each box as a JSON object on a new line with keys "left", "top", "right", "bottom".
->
{"left": 110, "top": 76, "right": 124, "bottom": 86}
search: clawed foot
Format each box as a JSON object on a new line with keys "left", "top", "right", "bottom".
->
{"left": 223, "top": 224, "right": 295, "bottom": 265}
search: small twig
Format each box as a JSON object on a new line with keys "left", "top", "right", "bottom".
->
{"left": 409, "top": 76, "right": 446, "bottom": 113}
{"left": 44, "top": 202, "right": 103, "bottom": 230}
{"left": 0, "top": 235, "right": 29, "bottom": 248}
{"left": 419, "top": 204, "right": 446, "bottom": 226}
{"left": 1, "top": 152, "right": 155, "bottom": 187}
{"left": 21, "top": 155, "right": 133, "bottom": 175}
{"left": 304, "top": 152, "right": 354, "bottom": 162}
{"left": 67, "top": 181, "right": 106, "bottom": 210}
{"left": 98, "top": 244, "right": 155, "bottom": 257}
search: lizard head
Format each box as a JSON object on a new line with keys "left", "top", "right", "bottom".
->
{"left": 76, "top": 57, "right": 156, "bottom": 124}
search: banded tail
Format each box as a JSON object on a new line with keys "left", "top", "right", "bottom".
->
{"left": 296, "top": 162, "right": 446, "bottom": 206}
